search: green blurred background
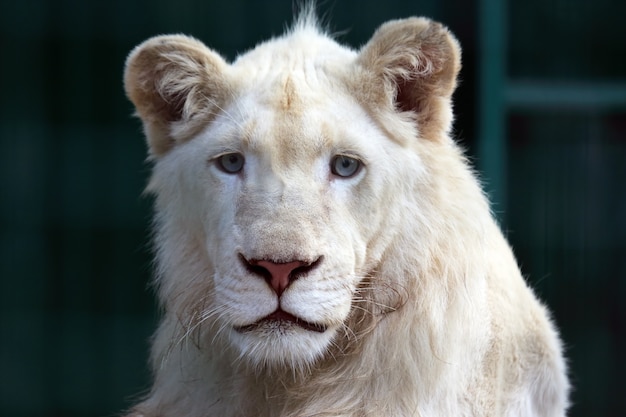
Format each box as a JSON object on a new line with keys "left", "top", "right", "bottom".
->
{"left": 1, "top": 0, "right": 624, "bottom": 416}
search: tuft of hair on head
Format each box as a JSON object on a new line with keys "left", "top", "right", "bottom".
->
{"left": 290, "top": 1, "right": 328, "bottom": 35}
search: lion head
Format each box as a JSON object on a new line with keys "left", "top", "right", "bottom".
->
{"left": 123, "top": 11, "right": 568, "bottom": 417}
{"left": 125, "top": 15, "right": 461, "bottom": 371}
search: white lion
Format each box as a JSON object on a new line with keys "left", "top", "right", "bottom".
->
{"left": 123, "top": 11, "right": 569, "bottom": 417}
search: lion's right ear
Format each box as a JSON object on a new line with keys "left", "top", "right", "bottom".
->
{"left": 124, "top": 35, "right": 231, "bottom": 157}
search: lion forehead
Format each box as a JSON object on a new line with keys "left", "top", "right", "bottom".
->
{"left": 214, "top": 78, "right": 384, "bottom": 173}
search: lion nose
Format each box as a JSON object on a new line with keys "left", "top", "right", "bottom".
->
{"left": 241, "top": 256, "right": 322, "bottom": 296}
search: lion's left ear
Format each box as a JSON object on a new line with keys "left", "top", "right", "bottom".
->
{"left": 356, "top": 17, "right": 461, "bottom": 140}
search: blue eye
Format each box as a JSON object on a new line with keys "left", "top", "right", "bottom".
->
{"left": 331, "top": 155, "right": 362, "bottom": 178}
{"left": 217, "top": 153, "right": 245, "bottom": 174}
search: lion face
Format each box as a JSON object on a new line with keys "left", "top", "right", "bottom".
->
{"left": 151, "top": 82, "right": 418, "bottom": 368}
{"left": 125, "top": 18, "right": 459, "bottom": 370}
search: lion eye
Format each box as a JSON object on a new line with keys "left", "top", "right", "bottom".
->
{"left": 217, "top": 153, "right": 245, "bottom": 174}
{"left": 331, "top": 155, "right": 361, "bottom": 178}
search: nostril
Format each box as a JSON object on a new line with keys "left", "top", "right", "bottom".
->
{"left": 239, "top": 254, "right": 272, "bottom": 281}
{"left": 290, "top": 257, "right": 323, "bottom": 280}
{"left": 239, "top": 255, "right": 322, "bottom": 296}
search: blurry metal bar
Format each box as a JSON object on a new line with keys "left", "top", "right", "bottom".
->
{"left": 478, "top": 0, "right": 508, "bottom": 224}
{"left": 506, "top": 81, "right": 626, "bottom": 110}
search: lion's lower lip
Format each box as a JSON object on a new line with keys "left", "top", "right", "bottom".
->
{"left": 236, "top": 310, "right": 327, "bottom": 333}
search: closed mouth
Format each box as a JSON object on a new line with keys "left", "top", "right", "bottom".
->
{"left": 236, "top": 310, "right": 327, "bottom": 333}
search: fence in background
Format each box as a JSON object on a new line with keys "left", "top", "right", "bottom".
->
{"left": 0, "top": 0, "right": 624, "bottom": 416}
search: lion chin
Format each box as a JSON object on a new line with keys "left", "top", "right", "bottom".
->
{"left": 230, "top": 309, "right": 337, "bottom": 369}
{"left": 123, "top": 7, "right": 569, "bottom": 417}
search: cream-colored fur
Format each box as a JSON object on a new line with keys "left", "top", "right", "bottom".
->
{"left": 123, "top": 12, "right": 569, "bottom": 417}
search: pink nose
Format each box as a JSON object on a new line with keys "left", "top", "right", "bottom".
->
{"left": 242, "top": 257, "right": 322, "bottom": 296}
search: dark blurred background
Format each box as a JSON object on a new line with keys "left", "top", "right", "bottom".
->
{"left": 1, "top": 0, "right": 624, "bottom": 416}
